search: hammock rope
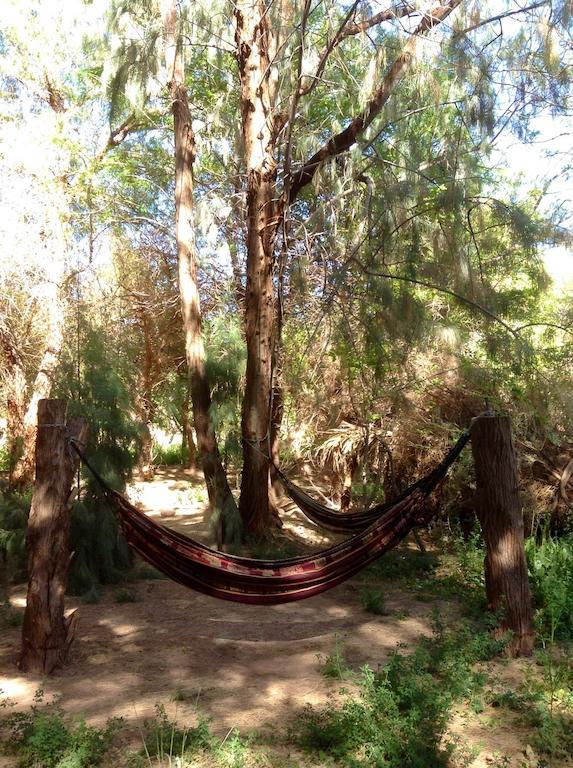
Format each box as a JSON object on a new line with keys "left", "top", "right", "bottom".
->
{"left": 68, "top": 427, "right": 470, "bottom": 605}
{"left": 275, "top": 430, "right": 471, "bottom": 532}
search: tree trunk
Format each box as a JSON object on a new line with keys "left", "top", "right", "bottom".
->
{"left": 137, "top": 309, "right": 155, "bottom": 479}
{"left": 181, "top": 393, "right": 197, "bottom": 466}
{"left": 162, "top": 0, "right": 238, "bottom": 528}
{"left": 11, "top": 295, "right": 65, "bottom": 487}
{"left": 470, "top": 414, "right": 534, "bottom": 657}
{"left": 269, "top": 383, "right": 285, "bottom": 501}
{"left": 0, "top": 322, "right": 28, "bottom": 483}
{"left": 340, "top": 456, "right": 359, "bottom": 512}
{"left": 235, "top": 0, "right": 282, "bottom": 537}
{"left": 19, "top": 399, "right": 87, "bottom": 674}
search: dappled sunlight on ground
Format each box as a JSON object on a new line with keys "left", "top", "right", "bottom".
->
{"left": 1, "top": 468, "right": 563, "bottom": 768}
{"left": 2, "top": 578, "right": 435, "bottom": 733}
{"left": 127, "top": 465, "right": 339, "bottom": 549}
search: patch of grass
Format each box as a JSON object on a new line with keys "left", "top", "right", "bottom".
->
{"left": 0, "top": 603, "right": 23, "bottom": 627}
{"left": 526, "top": 535, "right": 573, "bottom": 642}
{"left": 296, "top": 616, "right": 508, "bottom": 768}
{"left": 113, "top": 588, "right": 137, "bottom": 603}
{"left": 407, "top": 531, "right": 488, "bottom": 619}
{"left": 360, "top": 587, "right": 389, "bottom": 615}
{"left": 80, "top": 586, "right": 100, "bottom": 605}
{"left": 132, "top": 564, "right": 167, "bottom": 581}
{"left": 153, "top": 443, "right": 190, "bottom": 466}
{"left": 317, "top": 636, "right": 352, "bottom": 681}
{"left": 363, "top": 546, "right": 438, "bottom": 584}
{"left": 3, "top": 695, "right": 121, "bottom": 768}
{"left": 138, "top": 703, "right": 214, "bottom": 763}
{"left": 215, "top": 729, "right": 251, "bottom": 768}
{"left": 245, "top": 537, "right": 306, "bottom": 561}
{"left": 522, "top": 648, "right": 572, "bottom": 760}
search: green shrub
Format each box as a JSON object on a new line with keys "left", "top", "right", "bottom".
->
{"left": 152, "top": 442, "right": 189, "bottom": 466}
{"left": 525, "top": 535, "right": 573, "bottom": 641}
{"left": 4, "top": 699, "right": 121, "bottom": 768}
{"left": 139, "top": 703, "right": 214, "bottom": 761}
{"left": 489, "top": 647, "right": 573, "bottom": 761}
{"left": 318, "top": 636, "right": 352, "bottom": 681}
{"left": 364, "top": 546, "right": 437, "bottom": 584}
{"left": 0, "top": 490, "right": 31, "bottom": 587}
{"left": 80, "top": 586, "right": 100, "bottom": 605}
{"left": 67, "top": 501, "right": 131, "bottom": 595}
{"left": 297, "top": 617, "right": 507, "bottom": 767}
{"left": 0, "top": 446, "right": 10, "bottom": 474}
{"left": 361, "top": 587, "right": 389, "bottom": 615}
{"left": 113, "top": 588, "right": 137, "bottom": 603}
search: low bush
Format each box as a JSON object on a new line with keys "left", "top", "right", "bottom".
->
{"left": 318, "top": 636, "right": 352, "bottom": 681}
{"left": 3, "top": 696, "right": 121, "bottom": 768}
{"left": 138, "top": 703, "right": 214, "bottom": 762}
{"left": 297, "top": 616, "right": 506, "bottom": 768}
{"left": 360, "top": 587, "right": 389, "bottom": 615}
{"left": 525, "top": 535, "right": 573, "bottom": 642}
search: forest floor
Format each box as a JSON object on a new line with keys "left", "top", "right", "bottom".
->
{"left": 0, "top": 466, "right": 571, "bottom": 768}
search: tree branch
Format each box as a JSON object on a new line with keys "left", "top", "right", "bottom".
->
{"left": 286, "top": 0, "right": 463, "bottom": 204}
{"left": 457, "top": 0, "right": 549, "bottom": 35}
{"left": 338, "top": 2, "right": 418, "bottom": 41}
{"left": 350, "top": 256, "right": 519, "bottom": 337}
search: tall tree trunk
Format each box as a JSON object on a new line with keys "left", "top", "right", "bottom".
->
{"left": 470, "top": 415, "right": 534, "bottom": 657}
{"left": 137, "top": 309, "right": 155, "bottom": 479}
{"left": 235, "top": 0, "right": 281, "bottom": 536}
{"left": 0, "top": 322, "right": 28, "bottom": 482}
{"left": 269, "top": 382, "right": 284, "bottom": 500}
{"left": 162, "top": 0, "right": 237, "bottom": 527}
{"left": 20, "top": 400, "right": 87, "bottom": 674}
{"left": 181, "top": 392, "right": 197, "bottom": 466}
{"left": 11, "top": 277, "right": 65, "bottom": 487}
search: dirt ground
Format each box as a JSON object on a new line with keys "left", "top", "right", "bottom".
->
{"left": 0, "top": 467, "right": 568, "bottom": 767}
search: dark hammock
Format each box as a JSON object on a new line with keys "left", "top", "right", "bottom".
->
{"left": 275, "top": 430, "right": 470, "bottom": 533}
{"left": 70, "top": 441, "right": 436, "bottom": 605}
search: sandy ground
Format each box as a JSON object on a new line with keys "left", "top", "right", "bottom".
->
{"left": 0, "top": 467, "right": 570, "bottom": 767}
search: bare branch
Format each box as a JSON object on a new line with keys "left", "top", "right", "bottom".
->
{"left": 338, "top": 2, "right": 417, "bottom": 41}
{"left": 458, "top": 0, "right": 549, "bottom": 35}
{"left": 298, "top": 0, "right": 361, "bottom": 98}
{"left": 287, "top": 0, "right": 463, "bottom": 204}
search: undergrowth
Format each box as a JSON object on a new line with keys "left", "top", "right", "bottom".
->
{"left": 1, "top": 692, "right": 121, "bottom": 768}
{"left": 318, "top": 636, "right": 353, "bottom": 680}
{"left": 152, "top": 442, "right": 190, "bottom": 467}
{"left": 525, "top": 534, "right": 573, "bottom": 642}
{"left": 488, "top": 646, "right": 573, "bottom": 761}
{"left": 296, "top": 614, "right": 507, "bottom": 768}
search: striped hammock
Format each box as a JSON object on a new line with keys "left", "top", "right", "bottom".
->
{"left": 70, "top": 441, "right": 436, "bottom": 604}
{"left": 275, "top": 431, "right": 470, "bottom": 533}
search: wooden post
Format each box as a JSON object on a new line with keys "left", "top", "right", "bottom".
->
{"left": 470, "top": 414, "right": 534, "bottom": 657}
{"left": 19, "top": 399, "right": 88, "bottom": 674}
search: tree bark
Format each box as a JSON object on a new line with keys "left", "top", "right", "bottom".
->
{"left": 235, "top": 0, "right": 282, "bottom": 536}
{"left": 340, "top": 456, "right": 359, "bottom": 512}
{"left": 181, "top": 393, "right": 197, "bottom": 466}
{"left": 161, "top": 0, "right": 238, "bottom": 529}
{"left": 11, "top": 280, "right": 65, "bottom": 487}
{"left": 269, "top": 382, "right": 285, "bottom": 501}
{"left": 19, "top": 399, "right": 88, "bottom": 674}
{"left": 0, "top": 321, "right": 28, "bottom": 482}
{"left": 470, "top": 415, "right": 534, "bottom": 657}
{"left": 136, "top": 309, "right": 156, "bottom": 479}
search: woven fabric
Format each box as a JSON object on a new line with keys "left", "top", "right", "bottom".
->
{"left": 70, "top": 440, "right": 429, "bottom": 604}
{"left": 109, "top": 487, "right": 426, "bottom": 603}
{"left": 277, "top": 430, "right": 470, "bottom": 533}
